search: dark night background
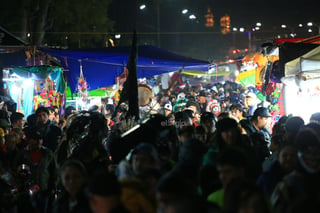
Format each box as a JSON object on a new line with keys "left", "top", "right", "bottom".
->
{"left": 108, "top": 0, "right": 320, "bottom": 61}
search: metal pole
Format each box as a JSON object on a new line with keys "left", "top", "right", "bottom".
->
{"left": 156, "top": 0, "right": 161, "bottom": 47}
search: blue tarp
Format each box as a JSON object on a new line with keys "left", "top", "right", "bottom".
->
{"left": 39, "top": 45, "right": 209, "bottom": 93}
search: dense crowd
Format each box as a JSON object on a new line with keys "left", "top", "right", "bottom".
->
{"left": 1, "top": 80, "right": 320, "bottom": 213}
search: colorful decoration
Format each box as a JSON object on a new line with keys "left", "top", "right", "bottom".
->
{"left": 33, "top": 78, "right": 62, "bottom": 110}
{"left": 77, "top": 60, "right": 88, "bottom": 101}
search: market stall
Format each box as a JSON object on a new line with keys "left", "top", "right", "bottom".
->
{"left": 282, "top": 45, "right": 320, "bottom": 121}
{"left": 3, "top": 65, "right": 65, "bottom": 117}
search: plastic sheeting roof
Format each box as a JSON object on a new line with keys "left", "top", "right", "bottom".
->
{"left": 39, "top": 45, "right": 210, "bottom": 92}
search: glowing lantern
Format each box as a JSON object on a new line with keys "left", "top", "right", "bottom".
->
{"left": 220, "top": 14, "right": 231, "bottom": 34}
{"left": 205, "top": 8, "right": 214, "bottom": 27}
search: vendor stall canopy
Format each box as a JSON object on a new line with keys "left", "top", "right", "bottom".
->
{"left": 39, "top": 45, "right": 210, "bottom": 93}
{"left": 8, "top": 65, "right": 65, "bottom": 94}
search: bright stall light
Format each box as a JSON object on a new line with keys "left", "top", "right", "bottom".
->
{"left": 189, "top": 14, "right": 196, "bottom": 20}
{"left": 307, "top": 22, "right": 313, "bottom": 27}
{"left": 308, "top": 29, "right": 313, "bottom": 32}
{"left": 139, "top": 4, "right": 146, "bottom": 10}
{"left": 115, "top": 34, "right": 121, "bottom": 39}
{"left": 23, "top": 79, "right": 34, "bottom": 88}
{"left": 281, "top": 24, "right": 287, "bottom": 28}
{"left": 256, "top": 22, "right": 262, "bottom": 27}
{"left": 232, "top": 27, "right": 238, "bottom": 31}
{"left": 298, "top": 24, "right": 303, "bottom": 27}
{"left": 182, "top": 9, "right": 188, "bottom": 14}
{"left": 239, "top": 28, "right": 245, "bottom": 32}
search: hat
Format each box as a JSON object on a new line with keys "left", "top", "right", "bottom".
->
{"left": 164, "top": 102, "right": 172, "bottom": 111}
{"left": 253, "top": 107, "right": 272, "bottom": 118}
{"left": 310, "top": 112, "right": 320, "bottom": 124}
{"left": 211, "top": 86, "right": 218, "bottom": 93}
{"left": 177, "top": 93, "right": 186, "bottom": 100}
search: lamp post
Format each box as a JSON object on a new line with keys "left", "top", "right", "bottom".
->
{"left": 156, "top": 0, "right": 161, "bottom": 47}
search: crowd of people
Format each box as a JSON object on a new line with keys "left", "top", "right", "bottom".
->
{"left": 1, "top": 80, "right": 320, "bottom": 213}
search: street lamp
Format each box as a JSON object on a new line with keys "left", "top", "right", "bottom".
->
{"left": 307, "top": 22, "right": 320, "bottom": 34}
{"left": 181, "top": 9, "right": 188, "bottom": 14}
{"left": 139, "top": 4, "right": 146, "bottom": 10}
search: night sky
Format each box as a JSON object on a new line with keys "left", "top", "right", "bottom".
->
{"left": 109, "top": 0, "right": 320, "bottom": 60}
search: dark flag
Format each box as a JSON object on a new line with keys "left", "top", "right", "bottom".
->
{"left": 114, "top": 30, "right": 139, "bottom": 121}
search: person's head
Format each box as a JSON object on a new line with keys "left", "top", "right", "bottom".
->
{"left": 200, "top": 112, "right": 217, "bottom": 133}
{"left": 244, "top": 92, "right": 256, "bottom": 108}
{"left": 197, "top": 90, "right": 207, "bottom": 104}
{"left": 216, "top": 147, "right": 247, "bottom": 188}
{"left": 105, "top": 104, "right": 115, "bottom": 116}
{"left": 284, "top": 116, "right": 305, "bottom": 143}
{"left": 216, "top": 117, "right": 242, "bottom": 148}
{"left": 156, "top": 171, "right": 198, "bottom": 213}
{"left": 11, "top": 127, "right": 24, "bottom": 144}
{"left": 269, "top": 134, "right": 285, "bottom": 153}
{"left": 294, "top": 123, "right": 320, "bottom": 174}
{"left": 230, "top": 103, "right": 243, "bottom": 119}
{"left": 277, "top": 144, "right": 298, "bottom": 174}
{"left": 175, "top": 111, "right": 193, "bottom": 129}
{"left": 195, "top": 125, "right": 207, "bottom": 143}
{"left": 130, "top": 143, "right": 160, "bottom": 177}
{"left": 64, "top": 106, "right": 76, "bottom": 119}
{"left": 60, "top": 159, "right": 87, "bottom": 198}
{"left": 185, "top": 100, "right": 200, "bottom": 115}
{"left": 310, "top": 112, "right": 320, "bottom": 125}
{"left": 26, "top": 129, "right": 43, "bottom": 151}
{"left": 10, "top": 112, "right": 25, "bottom": 129}
{"left": 5, "top": 133, "right": 18, "bottom": 151}
{"left": 177, "top": 126, "right": 195, "bottom": 144}
{"left": 163, "top": 101, "right": 173, "bottom": 116}
{"left": 224, "top": 178, "right": 270, "bottom": 213}
{"left": 88, "top": 170, "right": 122, "bottom": 213}
{"left": 252, "top": 107, "right": 272, "bottom": 130}
{"left": 35, "top": 106, "right": 49, "bottom": 124}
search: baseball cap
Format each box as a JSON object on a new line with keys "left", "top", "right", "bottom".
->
{"left": 163, "top": 102, "right": 172, "bottom": 111}
{"left": 253, "top": 107, "right": 272, "bottom": 118}
{"left": 177, "top": 93, "right": 186, "bottom": 100}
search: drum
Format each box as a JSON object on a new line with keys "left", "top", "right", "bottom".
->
{"left": 138, "top": 84, "right": 153, "bottom": 106}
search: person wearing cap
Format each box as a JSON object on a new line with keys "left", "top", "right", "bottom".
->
{"left": 239, "top": 107, "right": 272, "bottom": 162}
{"left": 162, "top": 101, "right": 173, "bottom": 117}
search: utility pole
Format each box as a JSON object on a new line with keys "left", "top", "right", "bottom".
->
{"left": 156, "top": 0, "right": 161, "bottom": 47}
